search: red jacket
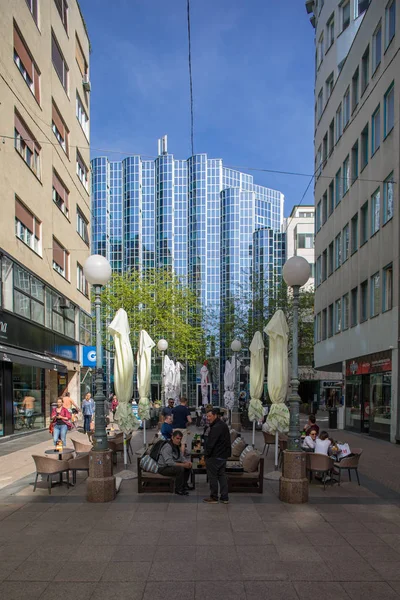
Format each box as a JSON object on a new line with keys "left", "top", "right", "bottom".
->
{"left": 51, "top": 407, "right": 70, "bottom": 424}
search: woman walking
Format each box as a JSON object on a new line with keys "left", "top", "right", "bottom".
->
{"left": 51, "top": 397, "right": 70, "bottom": 447}
{"left": 82, "top": 392, "right": 95, "bottom": 434}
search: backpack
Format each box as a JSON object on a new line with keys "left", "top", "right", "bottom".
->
{"left": 149, "top": 439, "right": 168, "bottom": 462}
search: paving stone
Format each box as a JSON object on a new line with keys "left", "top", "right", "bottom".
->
{"left": 325, "top": 560, "right": 384, "bottom": 581}
{"left": 53, "top": 561, "right": 108, "bottom": 582}
{"left": 195, "top": 581, "right": 246, "bottom": 600}
{"left": 294, "top": 582, "right": 350, "bottom": 600}
{"left": 37, "top": 582, "right": 96, "bottom": 600}
{"left": 7, "top": 561, "right": 57, "bottom": 582}
{"left": 146, "top": 560, "right": 195, "bottom": 581}
{"left": 342, "top": 532, "right": 390, "bottom": 546}
{"left": 276, "top": 544, "right": 324, "bottom": 561}
{"left": 111, "top": 544, "right": 157, "bottom": 562}
{"left": 196, "top": 545, "right": 238, "bottom": 561}
{"left": 388, "top": 582, "right": 400, "bottom": 594}
{"left": 90, "top": 582, "right": 145, "bottom": 600}
{"left": 144, "top": 581, "right": 195, "bottom": 600}
{"left": 373, "top": 562, "right": 400, "bottom": 581}
{"left": 120, "top": 531, "right": 161, "bottom": 545}
{"left": 342, "top": 582, "right": 400, "bottom": 600}
{"left": 245, "top": 581, "right": 300, "bottom": 600}
{"left": 238, "top": 557, "right": 288, "bottom": 580}
{"left": 0, "top": 581, "right": 48, "bottom": 600}
{"left": 233, "top": 531, "right": 273, "bottom": 545}
{"left": 192, "top": 558, "right": 243, "bottom": 581}
{"left": 196, "top": 531, "right": 234, "bottom": 546}
{"left": 100, "top": 561, "right": 151, "bottom": 582}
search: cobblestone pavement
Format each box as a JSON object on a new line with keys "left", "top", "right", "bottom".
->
{"left": 0, "top": 423, "right": 399, "bottom": 599}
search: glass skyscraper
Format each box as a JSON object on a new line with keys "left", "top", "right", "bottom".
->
{"left": 91, "top": 136, "right": 285, "bottom": 399}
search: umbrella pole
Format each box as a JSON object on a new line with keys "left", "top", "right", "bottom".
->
{"left": 123, "top": 433, "right": 128, "bottom": 470}
{"left": 143, "top": 419, "right": 147, "bottom": 447}
{"left": 275, "top": 431, "right": 279, "bottom": 470}
{"left": 252, "top": 421, "right": 256, "bottom": 448}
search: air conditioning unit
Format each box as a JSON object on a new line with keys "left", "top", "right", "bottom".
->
{"left": 59, "top": 297, "right": 71, "bottom": 310}
{"left": 83, "top": 74, "right": 91, "bottom": 92}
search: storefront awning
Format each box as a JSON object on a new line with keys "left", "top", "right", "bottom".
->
{"left": 0, "top": 345, "right": 68, "bottom": 372}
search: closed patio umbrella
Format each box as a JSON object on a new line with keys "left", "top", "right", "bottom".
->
{"left": 108, "top": 308, "right": 139, "bottom": 479}
{"left": 163, "top": 355, "right": 175, "bottom": 403}
{"left": 264, "top": 310, "right": 290, "bottom": 471}
{"left": 137, "top": 330, "right": 155, "bottom": 446}
{"left": 248, "top": 331, "right": 265, "bottom": 447}
{"left": 173, "top": 361, "right": 184, "bottom": 403}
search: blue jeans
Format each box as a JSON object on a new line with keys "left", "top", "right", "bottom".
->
{"left": 53, "top": 424, "right": 67, "bottom": 446}
{"left": 83, "top": 414, "right": 92, "bottom": 433}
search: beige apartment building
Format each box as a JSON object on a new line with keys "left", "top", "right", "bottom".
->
{"left": 307, "top": 0, "right": 399, "bottom": 441}
{"left": 0, "top": 0, "right": 92, "bottom": 436}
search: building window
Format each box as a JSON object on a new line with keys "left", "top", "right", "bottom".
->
{"left": 323, "top": 134, "right": 328, "bottom": 166}
{"left": 383, "top": 264, "right": 393, "bottom": 312}
{"left": 343, "top": 88, "right": 350, "bottom": 127}
{"left": 76, "top": 208, "right": 89, "bottom": 244}
{"left": 52, "top": 32, "right": 68, "bottom": 92}
{"left": 322, "top": 308, "right": 327, "bottom": 340}
{"left": 351, "top": 141, "right": 359, "bottom": 183}
{"left": 361, "top": 201, "right": 369, "bottom": 245}
{"left": 76, "top": 151, "right": 89, "bottom": 190}
{"left": 371, "top": 189, "right": 381, "bottom": 235}
{"left": 316, "top": 201, "right": 322, "bottom": 231}
{"left": 341, "top": 0, "right": 350, "bottom": 31}
{"left": 328, "top": 241, "right": 334, "bottom": 276}
{"left": 335, "top": 233, "right": 342, "bottom": 269}
{"left": 53, "top": 238, "right": 69, "bottom": 280}
{"left": 326, "top": 72, "right": 334, "bottom": 99}
{"left": 342, "top": 156, "right": 350, "bottom": 195}
{"left": 383, "top": 172, "right": 394, "bottom": 223}
{"left": 317, "top": 33, "right": 324, "bottom": 68}
{"left": 49, "top": 291, "right": 75, "bottom": 338}
{"left": 14, "top": 112, "right": 41, "bottom": 179}
{"left": 80, "top": 310, "right": 92, "bottom": 345}
{"left": 335, "top": 298, "right": 341, "bottom": 333}
{"left": 360, "top": 280, "right": 368, "bottom": 322}
{"left": 328, "top": 180, "right": 334, "bottom": 215}
{"left": 329, "top": 119, "right": 334, "bottom": 155}
{"left": 342, "top": 294, "right": 349, "bottom": 330}
{"left": 335, "top": 104, "right": 343, "bottom": 141}
{"left": 361, "top": 46, "right": 370, "bottom": 95}
{"left": 13, "top": 264, "right": 45, "bottom": 325}
{"left": 13, "top": 24, "right": 40, "bottom": 104}
{"left": 25, "top": 0, "right": 38, "bottom": 25}
{"left": 54, "top": 0, "right": 68, "bottom": 33}
{"left": 316, "top": 145, "right": 322, "bottom": 178}
{"left": 370, "top": 272, "right": 380, "bottom": 317}
{"left": 351, "top": 213, "right": 358, "bottom": 254}
{"left": 342, "top": 224, "right": 349, "bottom": 262}
{"left": 328, "top": 303, "right": 334, "bottom": 337}
{"left": 355, "top": 0, "right": 370, "bottom": 17}
{"left": 372, "top": 23, "right": 382, "bottom": 73}
{"left": 327, "top": 14, "right": 335, "bottom": 48}
{"left": 384, "top": 83, "right": 395, "bottom": 137}
{"left": 297, "top": 233, "right": 314, "bottom": 249}
{"left": 361, "top": 124, "right": 369, "bottom": 169}
{"left": 76, "top": 93, "right": 89, "bottom": 139}
{"left": 322, "top": 191, "right": 327, "bottom": 224}
{"left": 351, "top": 287, "right": 358, "bottom": 327}
{"left": 335, "top": 168, "right": 342, "bottom": 206}
{"left": 386, "top": 0, "right": 396, "bottom": 48}
{"left": 77, "top": 263, "right": 88, "bottom": 296}
{"left": 352, "top": 68, "right": 359, "bottom": 113}
{"left": 316, "top": 256, "right": 322, "bottom": 287}
{"left": 15, "top": 197, "right": 41, "bottom": 255}
{"left": 322, "top": 249, "right": 327, "bottom": 281}
{"left": 52, "top": 101, "right": 69, "bottom": 156}
{"left": 317, "top": 89, "right": 323, "bottom": 120}
{"left": 52, "top": 171, "right": 69, "bottom": 218}
{"left": 75, "top": 35, "right": 88, "bottom": 78}
{"left": 371, "top": 105, "right": 381, "bottom": 154}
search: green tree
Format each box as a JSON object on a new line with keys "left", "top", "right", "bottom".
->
{"left": 101, "top": 268, "right": 206, "bottom": 363}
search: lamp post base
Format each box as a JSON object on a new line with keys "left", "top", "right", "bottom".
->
{"left": 86, "top": 449, "right": 116, "bottom": 503}
{"left": 231, "top": 409, "right": 241, "bottom": 432}
{"left": 279, "top": 451, "right": 308, "bottom": 504}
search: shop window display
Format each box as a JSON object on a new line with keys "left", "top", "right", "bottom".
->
{"left": 13, "top": 365, "right": 44, "bottom": 431}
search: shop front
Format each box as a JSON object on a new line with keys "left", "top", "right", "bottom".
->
{"left": 345, "top": 350, "right": 392, "bottom": 440}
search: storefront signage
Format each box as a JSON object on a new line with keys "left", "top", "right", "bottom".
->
{"left": 0, "top": 321, "right": 8, "bottom": 335}
{"left": 346, "top": 351, "right": 392, "bottom": 376}
{"left": 82, "top": 346, "right": 96, "bottom": 367}
{"left": 322, "top": 381, "right": 342, "bottom": 388}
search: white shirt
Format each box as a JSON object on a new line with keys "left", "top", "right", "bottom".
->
{"left": 302, "top": 436, "right": 316, "bottom": 450}
{"left": 315, "top": 438, "right": 331, "bottom": 455}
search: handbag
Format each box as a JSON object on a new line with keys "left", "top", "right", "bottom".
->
{"left": 49, "top": 422, "right": 54, "bottom": 435}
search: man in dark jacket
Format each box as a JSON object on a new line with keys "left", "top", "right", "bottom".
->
{"left": 203, "top": 408, "right": 231, "bottom": 504}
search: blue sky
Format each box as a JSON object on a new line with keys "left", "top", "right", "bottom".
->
{"left": 79, "top": 0, "right": 315, "bottom": 216}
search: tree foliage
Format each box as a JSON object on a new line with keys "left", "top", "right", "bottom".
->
{"left": 101, "top": 269, "right": 206, "bottom": 364}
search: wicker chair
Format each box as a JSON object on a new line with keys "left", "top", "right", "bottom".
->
{"left": 108, "top": 433, "right": 132, "bottom": 464}
{"left": 306, "top": 453, "right": 335, "bottom": 490}
{"left": 32, "top": 455, "right": 70, "bottom": 494}
{"left": 72, "top": 439, "right": 92, "bottom": 454}
{"left": 68, "top": 453, "right": 90, "bottom": 484}
{"left": 334, "top": 448, "right": 362, "bottom": 485}
{"left": 262, "top": 431, "right": 275, "bottom": 457}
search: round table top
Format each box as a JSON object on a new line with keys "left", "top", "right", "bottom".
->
{"left": 45, "top": 448, "right": 74, "bottom": 455}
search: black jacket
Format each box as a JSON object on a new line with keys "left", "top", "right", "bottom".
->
{"left": 205, "top": 418, "right": 231, "bottom": 459}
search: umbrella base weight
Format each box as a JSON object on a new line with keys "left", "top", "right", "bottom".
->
{"left": 279, "top": 451, "right": 308, "bottom": 504}
{"left": 86, "top": 450, "right": 116, "bottom": 503}
{"left": 231, "top": 410, "right": 242, "bottom": 432}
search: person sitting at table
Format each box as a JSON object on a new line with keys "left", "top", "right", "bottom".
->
{"left": 302, "top": 428, "right": 318, "bottom": 450}
{"left": 160, "top": 414, "right": 173, "bottom": 440}
{"left": 305, "top": 414, "right": 320, "bottom": 436}
{"left": 315, "top": 430, "right": 334, "bottom": 455}
{"left": 51, "top": 397, "right": 70, "bottom": 447}
{"left": 157, "top": 430, "right": 192, "bottom": 496}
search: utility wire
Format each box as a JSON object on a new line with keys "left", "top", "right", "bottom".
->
{"left": 187, "top": 0, "right": 195, "bottom": 156}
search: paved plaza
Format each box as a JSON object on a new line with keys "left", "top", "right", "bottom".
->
{"left": 0, "top": 424, "right": 399, "bottom": 600}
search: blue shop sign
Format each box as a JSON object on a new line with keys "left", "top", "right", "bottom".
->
{"left": 82, "top": 346, "right": 96, "bottom": 367}
{"left": 54, "top": 345, "right": 79, "bottom": 362}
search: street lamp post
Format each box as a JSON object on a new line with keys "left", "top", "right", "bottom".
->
{"left": 83, "top": 255, "right": 115, "bottom": 503}
{"left": 157, "top": 339, "right": 168, "bottom": 406}
{"left": 231, "top": 339, "right": 242, "bottom": 431}
{"left": 245, "top": 365, "right": 250, "bottom": 395}
{"left": 280, "top": 255, "right": 311, "bottom": 504}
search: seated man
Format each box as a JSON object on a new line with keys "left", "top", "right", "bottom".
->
{"left": 157, "top": 430, "right": 192, "bottom": 496}
{"left": 304, "top": 414, "right": 319, "bottom": 436}
{"left": 160, "top": 414, "right": 173, "bottom": 440}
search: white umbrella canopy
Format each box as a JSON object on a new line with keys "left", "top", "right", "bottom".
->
{"left": 173, "top": 361, "right": 184, "bottom": 402}
{"left": 248, "top": 331, "right": 265, "bottom": 423}
{"left": 223, "top": 358, "right": 236, "bottom": 410}
{"left": 137, "top": 330, "right": 155, "bottom": 421}
{"left": 108, "top": 309, "right": 139, "bottom": 434}
{"left": 264, "top": 310, "right": 290, "bottom": 435}
{"left": 163, "top": 355, "right": 175, "bottom": 403}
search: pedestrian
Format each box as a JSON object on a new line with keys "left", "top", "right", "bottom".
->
{"left": 111, "top": 394, "right": 119, "bottom": 418}
{"left": 22, "top": 394, "right": 35, "bottom": 428}
{"left": 304, "top": 414, "right": 320, "bottom": 436}
{"left": 161, "top": 398, "right": 175, "bottom": 423}
{"left": 157, "top": 430, "right": 192, "bottom": 496}
{"left": 160, "top": 414, "right": 173, "bottom": 440}
{"left": 82, "top": 392, "right": 94, "bottom": 434}
{"left": 203, "top": 408, "right": 231, "bottom": 504}
{"left": 51, "top": 397, "right": 70, "bottom": 447}
{"left": 62, "top": 392, "right": 80, "bottom": 427}
{"left": 172, "top": 397, "right": 192, "bottom": 452}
